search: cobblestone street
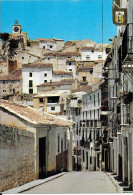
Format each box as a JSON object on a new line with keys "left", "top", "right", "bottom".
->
{"left": 22, "top": 171, "right": 119, "bottom": 194}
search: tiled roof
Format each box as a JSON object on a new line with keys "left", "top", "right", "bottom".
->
{"left": 66, "top": 58, "right": 76, "bottom": 62}
{"left": 73, "top": 85, "right": 92, "bottom": 93}
{"left": 22, "top": 62, "right": 53, "bottom": 68}
{"left": 37, "top": 79, "right": 74, "bottom": 87}
{"left": 0, "top": 69, "right": 22, "bottom": 81}
{"left": 81, "top": 47, "right": 98, "bottom": 51}
{"left": 0, "top": 100, "right": 72, "bottom": 127}
{"left": 65, "top": 41, "right": 76, "bottom": 46}
{"left": 43, "top": 52, "right": 81, "bottom": 57}
{"left": 36, "top": 38, "right": 55, "bottom": 42}
{"left": 53, "top": 71, "right": 72, "bottom": 76}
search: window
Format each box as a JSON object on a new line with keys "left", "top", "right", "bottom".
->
{"left": 83, "top": 77, "right": 86, "bottom": 82}
{"left": 69, "top": 69, "right": 72, "bottom": 71}
{"left": 98, "top": 93, "right": 100, "bottom": 105}
{"left": 92, "top": 50, "right": 94, "bottom": 53}
{"left": 83, "top": 150, "right": 85, "bottom": 162}
{"left": 69, "top": 62, "right": 71, "bottom": 65}
{"left": 98, "top": 55, "right": 102, "bottom": 59}
{"left": 3, "top": 81, "right": 5, "bottom": 84}
{"left": 58, "top": 134, "right": 60, "bottom": 153}
{"left": 43, "top": 46, "right": 45, "bottom": 49}
{"left": 51, "top": 107, "right": 55, "bottom": 110}
{"left": 86, "top": 55, "right": 90, "bottom": 60}
{"left": 52, "top": 87, "right": 55, "bottom": 90}
{"left": 50, "top": 45, "right": 53, "bottom": 48}
{"left": 29, "top": 72, "right": 32, "bottom": 77}
{"left": 90, "top": 69, "right": 93, "bottom": 74}
{"left": 48, "top": 58, "right": 50, "bottom": 60}
{"left": 44, "top": 73, "right": 47, "bottom": 77}
{"left": 77, "top": 141, "right": 78, "bottom": 147}
{"left": 22, "top": 57, "right": 24, "bottom": 59}
{"left": 48, "top": 96, "right": 59, "bottom": 103}
{"left": 94, "top": 94, "right": 95, "bottom": 106}
{"left": 29, "top": 80, "right": 33, "bottom": 87}
{"left": 44, "top": 80, "right": 47, "bottom": 83}
{"left": 39, "top": 98, "right": 44, "bottom": 103}
{"left": 76, "top": 122, "right": 78, "bottom": 135}
{"left": 13, "top": 89, "right": 15, "bottom": 95}
{"left": 29, "top": 89, "right": 33, "bottom": 94}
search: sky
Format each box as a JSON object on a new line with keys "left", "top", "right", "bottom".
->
{"left": 1, "top": 0, "right": 117, "bottom": 43}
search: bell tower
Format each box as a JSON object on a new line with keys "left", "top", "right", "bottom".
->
{"left": 12, "top": 20, "right": 22, "bottom": 34}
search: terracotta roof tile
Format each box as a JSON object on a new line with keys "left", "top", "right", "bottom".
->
{"left": 37, "top": 79, "right": 74, "bottom": 87}
{"left": 53, "top": 71, "right": 72, "bottom": 76}
{"left": 0, "top": 100, "right": 71, "bottom": 127}
{"left": 22, "top": 62, "right": 53, "bottom": 68}
{"left": 36, "top": 38, "right": 55, "bottom": 42}
{"left": 43, "top": 52, "right": 81, "bottom": 57}
{"left": 66, "top": 58, "right": 76, "bottom": 62}
{"left": 81, "top": 47, "right": 98, "bottom": 51}
{"left": 0, "top": 69, "right": 22, "bottom": 81}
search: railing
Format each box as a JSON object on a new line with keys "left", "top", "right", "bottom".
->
{"left": 122, "top": 24, "right": 133, "bottom": 63}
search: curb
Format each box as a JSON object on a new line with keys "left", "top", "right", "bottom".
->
{"left": 3, "top": 172, "right": 67, "bottom": 194}
{"left": 106, "top": 172, "right": 123, "bottom": 193}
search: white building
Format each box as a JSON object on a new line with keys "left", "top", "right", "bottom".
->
{"left": 80, "top": 47, "right": 107, "bottom": 61}
{"left": 36, "top": 38, "right": 64, "bottom": 51}
{"left": 22, "top": 62, "right": 53, "bottom": 94}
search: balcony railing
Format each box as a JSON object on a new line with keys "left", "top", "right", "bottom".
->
{"left": 122, "top": 24, "right": 133, "bottom": 71}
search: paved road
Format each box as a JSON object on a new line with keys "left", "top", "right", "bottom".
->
{"left": 22, "top": 171, "right": 118, "bottom": 194}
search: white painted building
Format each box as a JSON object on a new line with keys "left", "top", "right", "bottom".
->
{"left": 22, "top": 62, "right": 53, "bottom": 94}
{"left": 81, "top": 47, "right": 107, "bottom": 61}
{"left": 52, "top": 71, "right": 73, "bottom": 81}
{"left": 36, "top": 38, "right": 64, "bottom": 51}
{"left": 66, "top": 58, "right": 77, "bottom": 78}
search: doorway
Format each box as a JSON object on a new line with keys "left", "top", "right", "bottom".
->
{"left": 39, "top": 137, "right": 46, "bottom": 179}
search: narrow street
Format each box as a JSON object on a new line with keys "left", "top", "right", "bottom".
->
{"left": 22, "top": 171, "right": 118, "bottom": 194}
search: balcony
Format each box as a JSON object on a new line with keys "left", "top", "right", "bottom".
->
{"left": 73, "top": 148, "right": 81, "bottom": 156}
{"left": 122, "top": 24, "right": 133, "bottom": 72}
{"left": 94, "top": 141, "right": 100, "bottom": 151}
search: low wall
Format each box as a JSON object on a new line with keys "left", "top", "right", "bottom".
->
{"left": 0, "top": 124, "right": 36, "bottom": 192}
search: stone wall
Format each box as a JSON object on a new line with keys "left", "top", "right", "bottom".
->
{"left": 0, "top": 124, "right": 35, "bottom": 192}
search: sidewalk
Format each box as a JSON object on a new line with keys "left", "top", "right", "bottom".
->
{"left": 106, "top": 172, "right": 123, "bottom": 193}
{"left": 3, "top": 172, "right": 67, "bottom": 194}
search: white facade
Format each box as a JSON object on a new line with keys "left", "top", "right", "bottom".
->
{"left": 22, "top": 66, "right": 53, "bottom": 94}
{"left": 66, "top": 61, "right": 76, "bottom": 78}
{"left": 81, "top": 49, "right": 107, "bottom": 61}
{"left": 52, "top": 73, "right": 73, "bottom": 82}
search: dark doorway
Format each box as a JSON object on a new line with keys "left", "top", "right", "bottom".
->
{"left": 61, "top": 139, "right": 63, "bottom": 170}
{"left": 39, "top": 137, "right": 46, "bottom": 179}
{"left": 86, "top": 152, "right": 88, "bottom": 169}
{"left": 119, "top": 155, "right": 122, "bottom": 180}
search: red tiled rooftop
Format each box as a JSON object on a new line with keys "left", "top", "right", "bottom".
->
{"left": 0, "top": 69, "right": 22, "bottom": 81}
{"left": 37, "top": 79, "right": 74, "bottom": 87}
{"left": 81, "top": 47, "right": 98, "bottom": 51}
{"left": 22, "top": 62, "right": 53, "bottom": 68}
{"left": 53, "top": 71, "right": 72, "bottom": 76}
{"left": 0, "top": 100, "right": 70, "bottom": 127}
{"left": 44, "top": 52, "right": 81, "bottom": 57}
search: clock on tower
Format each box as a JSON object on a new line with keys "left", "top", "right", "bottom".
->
{"left": 12, "top": 21, "right": 22, "bottom": 34}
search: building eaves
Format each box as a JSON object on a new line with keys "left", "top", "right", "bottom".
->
{"left": 43, "top": 52, "right": 81, "bottom": 57}
{"left": 53, "top": 71, "right": 72, "bottom": 76}
{"left": 22, "top": 62, "right": 53, "bottom": 68}
{"left": 0, "top": 100, "right": 72, "bottom": 127}
{"left": 37, "top": 79, "right": 74, "bottom": 87}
